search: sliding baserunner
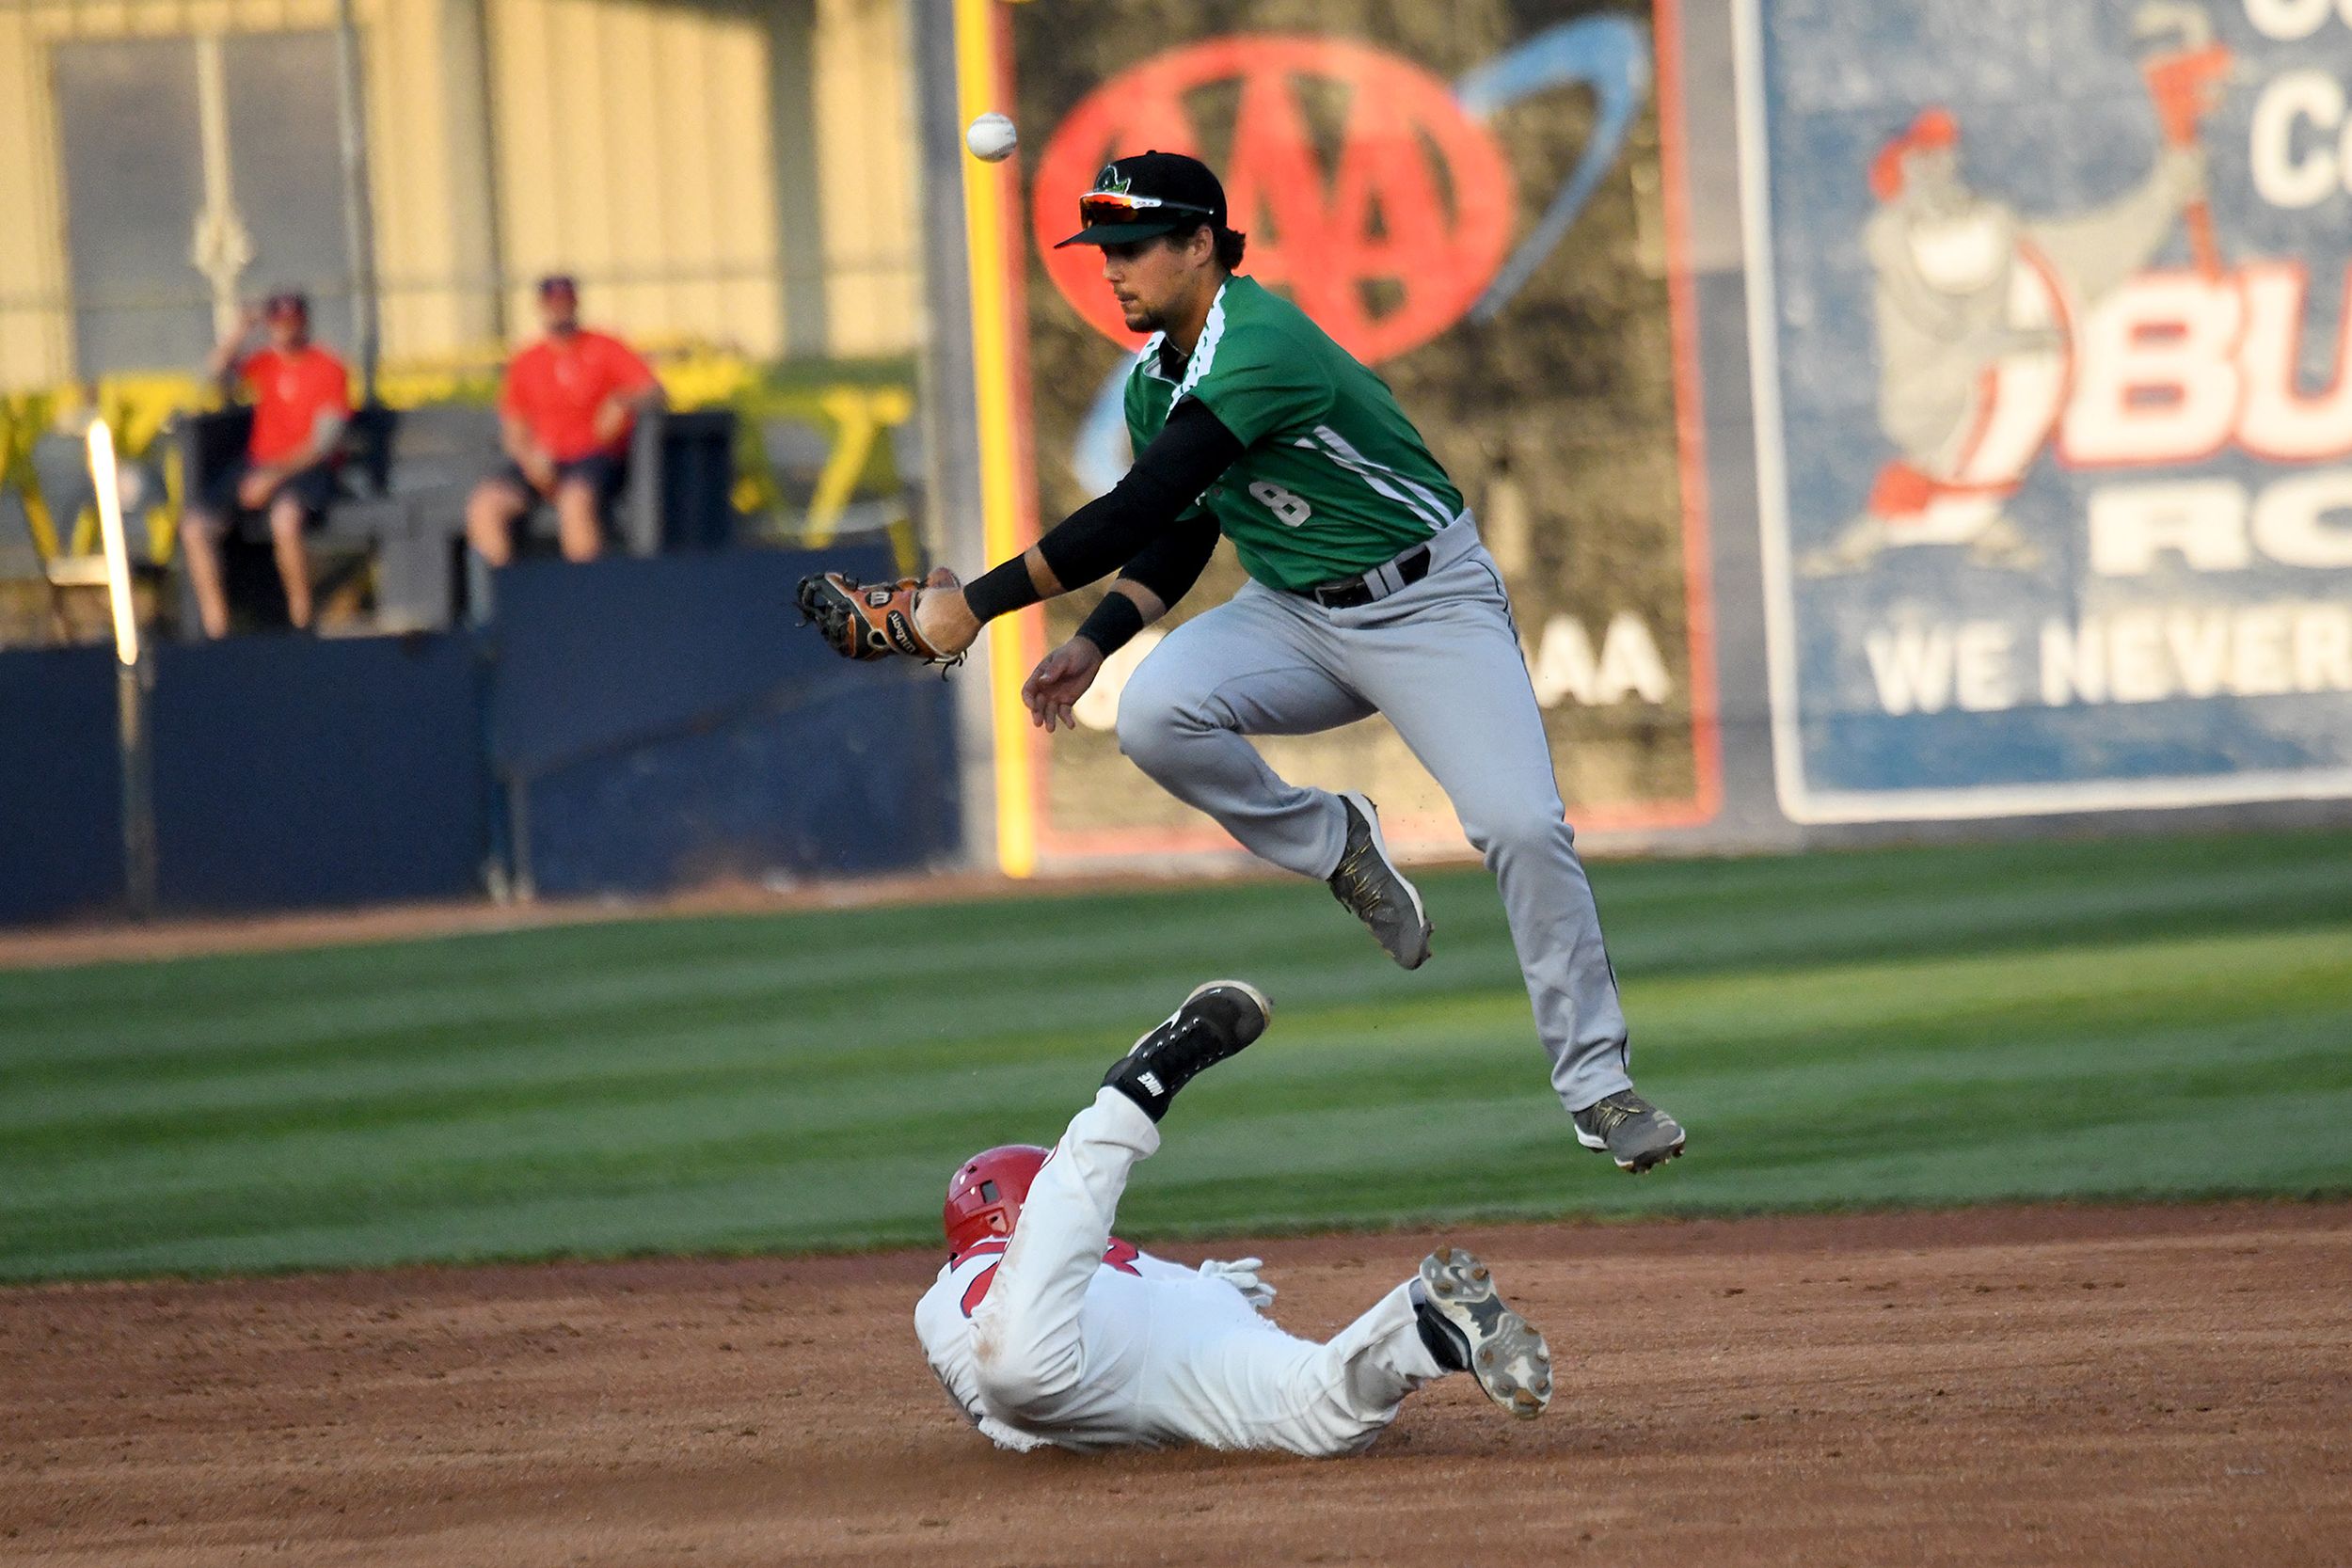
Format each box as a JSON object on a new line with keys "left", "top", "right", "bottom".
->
{"left": 917, "top": 979, "right": 1552, "bottom": 1454}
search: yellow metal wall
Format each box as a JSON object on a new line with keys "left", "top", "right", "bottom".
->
{"left": 0, "top": 0, "right": 466, "bottom": 388}
{"left": 369, "top": 0, "right": 492, "bottom": 358}
{"left": 486, "top": 0, "right": 786, "bottom": 356}
{"left": 0, "top": 0, "right": 919, "bottom": 389}
{"left": 0, "top": 8, "right": 72, "bottom": 388}
{"left": 814, "top": 0, "right": 917, "bottom": 356}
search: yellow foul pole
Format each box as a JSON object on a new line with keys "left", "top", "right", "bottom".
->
{"left": 953, "top": 0, "right": 1037, "bottom": 878}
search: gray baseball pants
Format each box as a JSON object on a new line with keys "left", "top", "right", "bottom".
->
{"left": 1114, "top": 515, "right": 1634, "bottom": 1115}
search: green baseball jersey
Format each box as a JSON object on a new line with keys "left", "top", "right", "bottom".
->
{"left": 1123, "top": 275, "right": 1464, "bottom": 593}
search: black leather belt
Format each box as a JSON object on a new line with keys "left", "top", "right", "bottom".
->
{"left": 1300, "top": 544, "right": 1433, "bottom": 609}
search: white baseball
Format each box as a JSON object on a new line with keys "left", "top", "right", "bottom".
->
{"left": 965, "top": 112, "right": 1018, "bottom": 164}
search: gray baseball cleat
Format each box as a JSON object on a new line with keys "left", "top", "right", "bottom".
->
{"left": 1327, "top": 791, "right": 1432, "bottom": 969}
{"left": 1101, "top": 980, "right": 1272, "bottom": 1122}
{"left": 1413, "top": 1247, "right": 1551, "bottom": 1419}
{"left": 1572, "top": 1088, "right": 1687, "bottom": 1173}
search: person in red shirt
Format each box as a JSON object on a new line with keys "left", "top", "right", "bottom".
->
{"left": 465, "top": 275, "right": 664, "bottom": 566}
{"left": 182, "top": 291, "right": 352, "bottom": 637}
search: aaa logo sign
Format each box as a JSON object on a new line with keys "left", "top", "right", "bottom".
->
{"left": 1033, "top": 35, "right": 1512, "bottom": 363}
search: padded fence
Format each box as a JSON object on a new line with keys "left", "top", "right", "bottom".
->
{"left": 0, "top": 643, "right": 124, "bottom": 926}
{"left": 144, "top": 634, "right": 490, "bottom": 913}
{"left": 486, "top": 544, "right": 960, "bottom": 897}
{"left": 0, "top": 545, "right": 961, "bottom": 925}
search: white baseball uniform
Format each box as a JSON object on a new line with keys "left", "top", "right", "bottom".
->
{"left": 914, "top": 1086, "right": 1448, "bottom": 1456}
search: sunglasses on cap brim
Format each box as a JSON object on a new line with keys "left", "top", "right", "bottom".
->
{"left": 1076, "top": 191, "right": 1216, "bottom": 225}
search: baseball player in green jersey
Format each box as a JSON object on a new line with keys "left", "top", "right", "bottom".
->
{"left": 803, "top": 151, "right": 1683, "bottom": 1173}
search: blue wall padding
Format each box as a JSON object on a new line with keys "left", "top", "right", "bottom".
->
{"left": 0, "top": 644, "right": 125, "bottom": 925}
{"left": 0, "top": 546, "right": 961, "bottom": 925}
{"left": 488, "top": 545, "right": 961, "bottom": 895}
{"left": 146, "top": 633, "right": 488, "bottom": 912}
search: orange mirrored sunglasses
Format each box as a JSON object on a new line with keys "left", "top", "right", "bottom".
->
{"left": 1077, "top": 191, "right": 1216, "bottom": 225}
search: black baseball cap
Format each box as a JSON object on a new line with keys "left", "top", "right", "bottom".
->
{"left": 1053, "top": 151, "right": 1228, "bottom": 248}
{"left": 537, "top": 273, "right": 580, "bottom": 300}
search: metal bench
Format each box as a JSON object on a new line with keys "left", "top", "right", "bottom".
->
{"left": 177, "top": 404, "right": 737, "bottom": 633}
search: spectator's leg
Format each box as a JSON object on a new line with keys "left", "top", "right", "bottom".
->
{"left": 180, "top": 508, "right": 233, "bottom": 640}
{"left": 466, "top": 478, "right": 529, "bottom": 568}
{"left": 267, "top": 492, "right": 314, "bottom": 630}
{"left": 552, "top": 475, "right": 604, "bottom": 562}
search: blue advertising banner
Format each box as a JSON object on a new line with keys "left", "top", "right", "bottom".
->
{"left": 1737, "top": 0, "right": 2352, "bottom": 821}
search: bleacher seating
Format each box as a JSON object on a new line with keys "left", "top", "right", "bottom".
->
{"left": 175, "top": 403, "right": 737, "bottom": 633}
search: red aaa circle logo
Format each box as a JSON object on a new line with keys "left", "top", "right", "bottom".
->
{"left": 1033, "top": 35, "right": 1512, "bottom": 364}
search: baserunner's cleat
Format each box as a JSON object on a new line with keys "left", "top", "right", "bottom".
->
{"left": 1414, "top": 1247, "right": 1551, "bottom": 1419}
{"left": 1327, "top": 791, "right": 1433, "bottom": 970}
{"left": 1572, "top": 1088, "right": 1687, "bottom": 1173}
{"left": 1101, "top": 980, "right": 1272, "bottom": 1122}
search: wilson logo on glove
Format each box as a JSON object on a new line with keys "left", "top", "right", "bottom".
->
{"left": 797, "top": 571, "right": 965, "bottom": 670}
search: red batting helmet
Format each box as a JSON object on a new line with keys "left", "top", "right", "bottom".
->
{"left": 944, "top": 1145, "right": 1049, "bottom": 1256}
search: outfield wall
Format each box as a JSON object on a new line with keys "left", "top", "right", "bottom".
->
{"left": 923, "top": 0, "right": 2352, "bottom": 869}
{"left": 485, "top": 549, "right": 961, "bottom": 899}
{"left": 12, "top": 2, "right": 2352, "bottom": 927}
{"left": 0, "top": 544, "right": 960, "bottom": 927}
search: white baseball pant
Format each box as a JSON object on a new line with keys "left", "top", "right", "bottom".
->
{"left": 962, "top": 1087, "right": 1446, "bottom": 1455}
{"left": 1113, "top": 515, "right": 1636, "bottom": 1113}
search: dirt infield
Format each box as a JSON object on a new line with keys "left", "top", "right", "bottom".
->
{"left": 4, "top": 1203, "right": 2346, "bottom": 1568}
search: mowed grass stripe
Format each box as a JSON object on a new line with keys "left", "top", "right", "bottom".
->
{"left": 28, "top": 1080, "right": 2352, "bottom": 1281}
{"left": 0, "top": 901, "right": 1350, "bottom": 1070}
{"left": 11, "top": 976, "right": 2337, "bottom": 1240}
{"left": 2, "top": 829, "right": 2349, "bottom": 1281}
{"left": 12, "top": 827, "right": 2348, "bottom": 1060}
{"left": 14, "top": 924, "right": 2339, "bottom": 1167}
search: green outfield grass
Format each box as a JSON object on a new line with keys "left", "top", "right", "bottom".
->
{"left": 4, "top": 827, "right": 2350, "bottom": 1282}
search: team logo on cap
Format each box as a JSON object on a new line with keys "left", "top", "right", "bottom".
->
{"left": 1095, "top": 165, "right": 1132, "bottom": 194}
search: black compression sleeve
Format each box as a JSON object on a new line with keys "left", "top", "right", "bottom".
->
{"left": 1035, "top": 396, "right": 1244, "bottom": 592}
{"left": 1118, "top": 508, "right": 1221, "bottom": 610}
{"left": 1074, "top": 591, "right": 1147, "bottom": 657}
{"left": 962, "top": 557, "right": 1041, "bottom": 623}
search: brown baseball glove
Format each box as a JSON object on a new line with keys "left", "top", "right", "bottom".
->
{"left": 796, "top": 571, "right": 964, "bottom": 667}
